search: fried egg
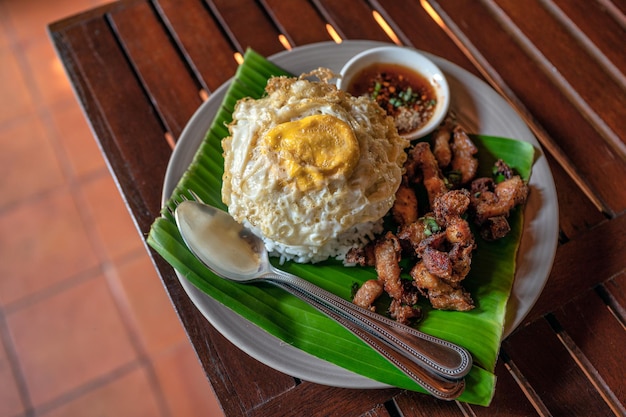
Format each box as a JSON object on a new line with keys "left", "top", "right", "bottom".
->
{"left": 221, "top": 70, "right": 409, "bottom": 263}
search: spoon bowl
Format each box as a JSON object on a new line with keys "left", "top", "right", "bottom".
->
{"left": 175, "top": 201, "right": 265, "bottom": 280}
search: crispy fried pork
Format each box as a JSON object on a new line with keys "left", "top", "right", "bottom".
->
{"left": 410, "top": 262, "right": 474, "bottom": 311}
{"left": 470, "top": 174, "right": 529, "bottom": 225}
{"left": 373, "top": 232, "right": 404, "bottom": 300}
{"left": 350, "top": 121, "right": 528, "bottom": 321}
{"left": 391, "top": 180, "right": 419, "bottom": 226}
{"left": 431, "top": 118, "right": 454, "bottom": 168}
{"left": 450, "top": 126, "right": 479, "bottom": 185}
{"left": 352, "top": 279, "right": 383, "bottom": 311}
{"left": 406, "top": 142, "right": 447, "bottom": 206}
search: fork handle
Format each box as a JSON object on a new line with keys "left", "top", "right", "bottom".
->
{"left": 265, "top": 268, "right": 472, "bottom": 380}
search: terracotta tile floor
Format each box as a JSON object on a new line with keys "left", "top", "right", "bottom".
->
{"left": 0, "top": 0, "right": 224, "bottom": 415}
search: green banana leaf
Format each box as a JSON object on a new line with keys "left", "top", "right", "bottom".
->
{"left": 147, "top": 49, "right": 536, "bottom": 406}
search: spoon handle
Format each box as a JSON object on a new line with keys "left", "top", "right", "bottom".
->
{"left": 266, "top": 268, "right": 472, "bottom": 380}
{"left": 271, "top": 280, "right": 465, "bottom": 400}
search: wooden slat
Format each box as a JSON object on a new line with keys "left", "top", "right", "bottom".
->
{"left": 503, "top": 319, "right": 615, "bottom": 416}
{"left": 49, "top": 13, "right": 171, "bottom": 231}
{"left": 206, "top": 0, "right": 285, "bottom": 56}
{"left": 154, "top": 0, "right": 239, "bottom": 92}
{"left": 553, "top": 292, "right": 626, "bottom": 412}
{"left": 202, "top": 330, "right": 299, "bottom": 414}
{"left": 109, "top": 0, "right": 203, "bottom": 139}
{"left": 247, "top": 383, "right": 399, "bottom": 417}
{"left": 312, "top": 0, "right": 392, "bottom": 42}
{"left": 370, "top": 0, "right": 482, "bottom": 77}
{"left": 260, "top": 0, "right": 333, "bottom": 46}
{"left": 429, "top": 0, "right": 626, "bottom": 214}
{"left": 526, "top": 213, "right": 626, "bottom": 322}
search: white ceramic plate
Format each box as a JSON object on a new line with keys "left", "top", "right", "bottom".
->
{"left": 162, "top": 40, "right": 558, "bottom": 388}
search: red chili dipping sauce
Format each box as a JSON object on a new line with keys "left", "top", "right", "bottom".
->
{"left": 346, "top": 63, "right": 437, "bottom": 136}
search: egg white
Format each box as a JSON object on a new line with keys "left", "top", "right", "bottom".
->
{"left": 222, "top": 72, "right": 409, "bottom": 262}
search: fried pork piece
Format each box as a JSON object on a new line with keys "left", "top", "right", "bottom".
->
{"left": 391, "top": 179, "right": 418, "bottom": 226}
{"left": 480, "top": 215, "right": 511, "bottom": 241}
{"left": 493, "top": 159, "right": 514, "bottom": 179}
{"left": 431, "top": 118, "right": 454, "bottom": 168}
{"left": 390, "top": 298, "right": 421, "bottom": 324}
{"left": 446, "top": 227, "right": 475, "bottom": 283}
{"left": 345, "top": 242, "right": 376, "bottom": 266}
{"left": 397, "top": 215, "right": 437, "bottom": 248}
{"left": 390, "top": 280, "right": 421, "bottom": 323}
{"left": 373, "top": 232, "right": 404, "bottom": 300}
{"left": 353, "top": 279, "right": 383, "bottom": 311}
{"left": 433, "top": 188, "right": 470, "bottom": 224}
{"left": 405, "top": 142, "right": 447, "bottom": 206}
{"left": 450, "top": 126, "right": 478, "bottom": 185}
{"left": 470, "top": 175, "right": 529, "bottom": 225}
{"left": 445, "top": 214, "right": 473, "bottom": 244}
{"left": 416, "top": 216, "right": 475, "bottom": 283}
{"left": 410, "top": 262, "right": 474, "bottom": 311}
{"left": 420, "top": 239, "right": 452, "bottom": 279}
{"left": 430, "top": 117, "right": 478, "bottom": 187}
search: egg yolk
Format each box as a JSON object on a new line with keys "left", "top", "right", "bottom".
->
{"left": 263, "top": 114, "right": 360, "bottom": 191}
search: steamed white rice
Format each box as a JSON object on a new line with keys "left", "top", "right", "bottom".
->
{"left": 244, "top": 218, "right": 384, "bottom": 264}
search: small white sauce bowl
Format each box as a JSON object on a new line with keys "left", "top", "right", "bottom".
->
{"left": 337, "top": 45, "right": 450, "bottom": 140}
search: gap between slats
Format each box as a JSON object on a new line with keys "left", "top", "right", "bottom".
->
{"left": 545, "top": 314, "right": 626, "bottom": 416}
{"left": 596, "top": 0, "right": 626, "bottom": 31}
{"left": 454, "top": 400, "right": 478, "bottom": 417}
{"left": 499, "top": 350, "right": 554, "bottom": 417}
{"left": 595, "top": 283, "right": 626, "bottom": 331}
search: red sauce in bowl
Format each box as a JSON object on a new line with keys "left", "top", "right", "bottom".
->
{"left": 346, "top": 63, "right": 437, "bottom": 135}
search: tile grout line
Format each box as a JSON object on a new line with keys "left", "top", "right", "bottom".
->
{"left": 1, "top": 247, "right": 145, "bottom": 315}
{"left": 30, "top": 360, "right": 143, "bottom": 416}
{"left": 0, "top": 309, "right": 35, "bottom": 417}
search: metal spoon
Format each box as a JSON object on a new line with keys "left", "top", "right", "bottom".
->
{"left": 174, "top": 196, "right": 473, "bottom": 399}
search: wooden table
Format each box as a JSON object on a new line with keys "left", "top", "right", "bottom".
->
{"left": 49, "top": 1, "right": 626, "bottom": 415}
